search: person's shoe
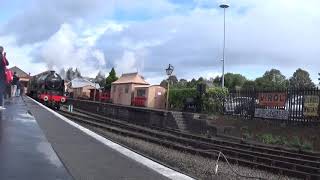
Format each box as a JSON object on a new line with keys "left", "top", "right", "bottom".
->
{"left": 0, "top": 106, "right": 6, "bottom": 110}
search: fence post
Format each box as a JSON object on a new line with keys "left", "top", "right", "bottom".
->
{"left": 250, "top": 88, "right": 253, "bottom": 119}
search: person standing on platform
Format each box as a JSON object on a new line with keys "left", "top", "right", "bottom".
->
{"left": 0, "top": 46, "right": 9, "bottom": 110}
{"left": 11, "top": 72, "right": 19, "bottom": 97}
{"left": 16, "top": 81, "right": 21, "bottom": 96}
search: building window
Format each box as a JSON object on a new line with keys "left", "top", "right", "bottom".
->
{"left": 137, "top": 89, "right": 146, "bottom": 97}
{"left": 113, "top": 86, "right": 116, "bottom": 92}
{"left": 125, "top": 85, "right": 129, "bottom": 93}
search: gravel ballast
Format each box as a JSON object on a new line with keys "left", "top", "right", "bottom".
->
{"left": 78, "top": 123, "right": 299, "bottom": 180}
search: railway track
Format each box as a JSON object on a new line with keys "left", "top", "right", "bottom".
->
{"left": 58, "top": 108, "right": 320, "bottom": 180}
{"left": 71, "top": 108, "right": 320, "bottom": 162}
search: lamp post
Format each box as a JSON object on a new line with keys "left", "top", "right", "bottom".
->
{"left": 165, "top": 64, "right": 174, "bottom": 110}
{"left": 93, "top": 81, "right": 97, "bottom": 101}
{"left": 220, "top": 2, "right": 229, "bottom": 88}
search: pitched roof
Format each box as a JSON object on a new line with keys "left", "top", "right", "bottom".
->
{"left": 112, "top": 72, "right": 149, "bottom": 85}
{"left": 9, "top": 66, "right": 30, "bottom": 78}
{"left": 69, "top": 77, "right": 100, "bottom": 89}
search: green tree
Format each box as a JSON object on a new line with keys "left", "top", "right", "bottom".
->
{"left": 160, "top": 75, "right": 179, "bottom": 88}
{"left": 289, "top": 68, "right": 315, "bottom": 89}
{"left": 255, "top": 69, "right": 288, "bottom": 90}
{"left": 169, "top": 75, "right": 178, "bottom": 85}
{"left": 66, "top": 68, "right": 75, "bottom": 81}
{"left": 242, "top": 80, "right": 256, "bottom": 90}
{"left": 224, "top": 73, "right": 247, "bottom": 90}
{"left": 178, "top": 79, "right": 188, "bottom": 87}
{"left": 74, "top": 68, "right": 82, "bottom": 78}
{"left": 197, "top": 77, "right": 204, "bottom": 83}
{"left": 160, "top": 80, "right": 168, "bottom": 88}
{"left": 212, "top": 76, "right": 221, "bottom": 87}
{"left": 105, "top": 67, "right": 118, "bottom": 90}
{"left": 187, "top": 78, "right": 197, "bottom": 88}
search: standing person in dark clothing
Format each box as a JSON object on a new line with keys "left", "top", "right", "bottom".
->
{"left": 0, "top": 46, "right": 9, "bottom": 110}
{"left": 11, "top": 72, "right": 19, "bottom": 97}
{"left": 16, "top": 81, "right": 21, "bottom": 96}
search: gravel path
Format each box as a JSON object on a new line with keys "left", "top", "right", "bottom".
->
{"left": 80, "top": 122, "right": 300, "bottom": 180}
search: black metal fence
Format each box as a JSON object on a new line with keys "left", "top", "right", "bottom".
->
{"left": 224, "top": 88, "right": 320, "bottom": 125}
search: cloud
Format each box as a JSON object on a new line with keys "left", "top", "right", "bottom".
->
{"left": 36, "top": 23, "right": 107, "bottom": 77}
{"left": 0, "top": 35, "right": 46, "bottom": 75}
{"left": 1, "top": 0, "right": 116, "bottom": 45}
{"left": 1, "top": 0, "right": 320, "bottom": 85}
{"left": 96, "top": 0, "right": 320, "bottom": 84}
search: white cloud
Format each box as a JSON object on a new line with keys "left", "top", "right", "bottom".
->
{"left": 96, "top": 0, "right": 320, "bottom": 84}
{"left": 0, "top": 35, "right": 46, "bottom": 75}
{"left": 1, "top": 0, "right": 320, "bottom": 85}
{"left": 114, "top": 51, "right": 139, "bottom": 75}
{"left": 38, "top": 23, "right": 108, "bottom": 77}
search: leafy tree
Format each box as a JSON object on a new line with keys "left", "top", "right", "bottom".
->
{"left": 66, "top": 68, "right": 75, "bottom": 81}
{"left": 197, "top": 77, "right": 204, "bottom": 83}
{"left": 242, "top": 80, "right": 256, "bottom": 90}
{"left": 160, "top": 75, "right": 178, "bottom": 88}
{"left": 74, "top": 68, "right": 82, "bottom": 78}
{"left": 178, "top": 79, "right": 188, "bottom": 87}
{"left": 105, "top": 67, "right": 118, "bottom": 90}
{"left": 160, "top": 80, "right": 168, "bottom": 88}
{"left": 95, "top": 71, "right": 106, "bottom": 87}
{"left": 169, "top": 75, "right": 178, "bottom": 85}
{"left": 224, "top": 73, "right": 247, "bottom": 90}
{"left": 255, "top": 69, "right": 288, "bottom": 90}
{"left": 65, "top": 68, "right": 82, "bottom": 81}
{"left": 187, "top": 78, "right": 197, "bottom": 88}
{"left": 289, "top": 68, "right": 315, "bottom": 89}
{"left": 212, "top": 76, "right": 221, "bottom": 87}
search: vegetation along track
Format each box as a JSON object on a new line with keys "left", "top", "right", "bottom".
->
{"left": 57, "top": 108, "right": 320, "bottom": 180}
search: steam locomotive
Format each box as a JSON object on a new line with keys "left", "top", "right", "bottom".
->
{"left": 28, "top": 70, "right": 67, "bottom": 109}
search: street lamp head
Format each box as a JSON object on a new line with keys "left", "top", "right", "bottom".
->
{"left": 166, "top": 64, "right": 174, "bottom": 76}
{"left": 220, "top": 4, "right": 229, "bottom": 8}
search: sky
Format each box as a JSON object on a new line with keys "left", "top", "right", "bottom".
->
{"left": 0, "top": 0, "right": 319, "bottom": 84}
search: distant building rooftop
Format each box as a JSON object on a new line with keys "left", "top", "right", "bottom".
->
{"left": 9, "top": 66, "right": 30, "bottom": 79}
{"left": 68, "top": 77, "right": 100, "bottom": 89}
{"left": 112, "top": 72, "right": 149, "bottom": 85}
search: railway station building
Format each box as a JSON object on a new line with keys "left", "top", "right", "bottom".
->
{"left": 111, "top": 73, "right": 166, "bottom": 109}
{"left": 66, "top": 77, "right": 100, "bottom": 99}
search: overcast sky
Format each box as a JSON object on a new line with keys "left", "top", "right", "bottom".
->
{"left": 0, "top": 0, "right": 319, "bottom": 84}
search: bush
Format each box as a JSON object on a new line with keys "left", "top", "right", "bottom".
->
{"left": 168, "top": 87, "right": 228, "bottom": 113}
{"left": 256, "top": 134, "right": 313, "bottom": 151}
{"left": 203, "top": 87, "right": 228, "bottom": 114}
{"left": 288, "top": 136, "right": 313, "bottom": 151}
{"left": 169, "top": 88, "right": 197, "bottom": 109}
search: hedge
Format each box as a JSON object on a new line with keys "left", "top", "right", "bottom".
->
{"left": 168, "top": 87, "right": 228, "bottom": 113}
{"left": 168, "top": 88, "right": 197, "bottom": 110}
{"left": 203, "top": 87, "right": 228, "bottom": 114}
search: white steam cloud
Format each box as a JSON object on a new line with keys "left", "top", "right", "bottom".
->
{"left": 38, "top": 23, "right": 107, "bottom": 77}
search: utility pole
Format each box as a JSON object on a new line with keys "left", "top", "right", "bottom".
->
{"left": 220, "top": 2, "right": 229, "bottom": 88}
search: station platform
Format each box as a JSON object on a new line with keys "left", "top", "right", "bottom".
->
{"left": 0, "top": 97, "right": 72, "bottom": 180}
{"left": 0, "top": 96, "right": 192, "bottom": 180}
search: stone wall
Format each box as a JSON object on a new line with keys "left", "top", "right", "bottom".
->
{"left": 67, "top": 99, "right": 217, "bottom": 136}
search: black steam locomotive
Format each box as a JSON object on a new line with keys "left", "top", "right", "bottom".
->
{"left": 28, "top": 70, "right": 67, "bottom": 109}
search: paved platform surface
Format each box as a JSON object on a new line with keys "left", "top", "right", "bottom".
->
{"left": 23, "top": 96, "right": 170, "bottom": 180}
{"left": 0, "top": 97, "right": 73, "bottom": 180}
